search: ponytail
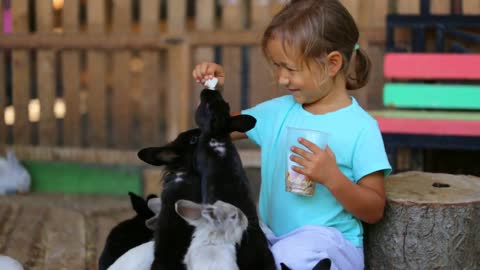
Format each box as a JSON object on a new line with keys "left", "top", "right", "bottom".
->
{"left": 346, "top": 47, "right": 371, "bottom": 90}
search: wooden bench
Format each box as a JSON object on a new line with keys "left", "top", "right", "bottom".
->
{"left": 369, "top": 53, "right": 480, "bottom": 172}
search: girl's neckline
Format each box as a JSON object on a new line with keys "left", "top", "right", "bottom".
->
{"left": 298, "top": 96, "right": 356, "bottom": 116}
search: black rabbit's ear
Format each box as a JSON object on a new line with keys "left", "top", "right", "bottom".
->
{"left": 128, "top": 192, "right": 153, "bottom": 217}
{"left": 280, "top": 263, "right": 292, "bottom": 270}
{"left": 229, "top": 115, "right": 256, "bottom": 133}
{"left": 312, "top": 258, "right": 331, "bottom": 270}
{"left": 137, "top": 147, "right": 178, "bottom": 166}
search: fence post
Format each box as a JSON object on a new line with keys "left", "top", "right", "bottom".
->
{"left": 192, "top": 0, "right": 216, "bottom": 118}
{"left": 36, "top": 0, "right": 56, "bottom": 146}
{"left": 166, "top": 0, "right": 189, "bottom": 141}
{"left": 112, "top": 0, "right": 132, "bottom": 148}
{"left": 11, "top": 0, "right": 31, "bottom": 145}
{"left": 221, "top": 0, "right": 246, "bottom": 113}
{"left": 62, "top": 0, "right": 82, "bottom": 146}
{"left": 463, "top": 0, "right": 480, "bottom": 15}
{"left": 140, "top": 0, "right": 162, "bottom": 146}
{"left": 249, "top": 0, "right": 277, "bottom": 107}
{"left": 87, "top": 0, "right": 107, "bottom": 147}
{"left": 167, "top": 43, "right": 191, "bottom": 141}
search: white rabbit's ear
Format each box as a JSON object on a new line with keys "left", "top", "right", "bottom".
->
{"left": 175, "top": 200, "right": 203, "bottom": 226}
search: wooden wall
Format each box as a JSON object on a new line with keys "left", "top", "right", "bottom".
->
{"left": 0, "top": 0, "right": 479, "bottom": 162}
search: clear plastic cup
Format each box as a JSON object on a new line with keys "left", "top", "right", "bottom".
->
{"left": 286, "top": 127, "right": 329, "bottom": 196}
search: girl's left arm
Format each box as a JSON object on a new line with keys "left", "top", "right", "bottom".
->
{"left": 325, "top": 170, "right": 385, "bottom": 224}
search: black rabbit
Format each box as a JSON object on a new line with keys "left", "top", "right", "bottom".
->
{"left": 98, "top": 192, "right": 157, "bottom": 270}
{"left": 193, "top": 89, "right": 276, "bottom": 270}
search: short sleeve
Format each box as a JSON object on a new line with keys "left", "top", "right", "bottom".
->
{"left": 241, "top": 95, "right": 294, "bottom": 147}
{"left": 352, "top": 122, "right": 392, "bottom": 181}
{"left": 241, "top": 105, "right": 263, "bottom": 146}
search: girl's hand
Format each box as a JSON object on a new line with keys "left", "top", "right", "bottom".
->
{"left": 289, "top": 138, "right": 338, "bottom": 186}
{"left": 192, "top": 62, "right": 225, "bottom": 89}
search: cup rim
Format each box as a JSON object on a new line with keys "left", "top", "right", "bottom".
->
{"left": 286, "top": 126, "right": 330, "bottom": 137}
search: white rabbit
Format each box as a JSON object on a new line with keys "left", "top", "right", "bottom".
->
{"left": 107, "top": 241, "right": 154, "bottom": 270}
{"left": 0, "top": 151, "right": 31, "bottom": 195}
{"left": 0, "top": 255, "right": 24, "bottom": 270}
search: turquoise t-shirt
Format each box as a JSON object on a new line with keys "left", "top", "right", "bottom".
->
{"left": 242, "top": 95, "right": 391, "bottom": 247}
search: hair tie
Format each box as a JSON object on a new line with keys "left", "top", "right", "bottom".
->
{"left": 354, "top": 43, "right": 360, "bottom": 51}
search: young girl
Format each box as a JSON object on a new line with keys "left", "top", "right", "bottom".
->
{"left": 193, "top": 0, "right": 391, "bottom": 269}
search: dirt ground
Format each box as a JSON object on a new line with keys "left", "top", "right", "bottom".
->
{"left": 0, "top": 193, "right": 135, "bottom": 270}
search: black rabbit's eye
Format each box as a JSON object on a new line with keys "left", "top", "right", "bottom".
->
{"left": 190, "top": 136, "right": 198, "bottom": 144}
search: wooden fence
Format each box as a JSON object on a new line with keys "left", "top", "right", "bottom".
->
{"left": 0, "top": 0, "right": 479, "bottom": 165}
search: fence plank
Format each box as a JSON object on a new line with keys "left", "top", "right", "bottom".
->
{"left": 222, "top": 0, "right": 245, "bottom": 113}
{"left": 11, "top": 0, "right": 31, "bottom": 145}
{"left": 87, "top": 0, "right": 107, "bottom": 147}
{"left": 271, "top": 0, "right": 287, "bottom": 16}
{"left": 36, "top": 0, "right": 56, "bottom": 146}
{"left": 112, "top": 0, "right": 132, "bottom": 148}
{"left": 167, "top": 43, "right": 191, "bottom": 141}
{"left": 341, "top": 0, "right": 361, "bottom": 23}
{"left": 0, "top": 1, "right": 5, "bottom": 144}
{"left": 167, "top": 0, "right": 189, "bottom": 140}
{"left": 370, "top": 0, "right": 388, "bottom": 29}
{"left": 140, "top": 0, "right": 162, "bottom": 145}
{"left": 463, "top": 0, "right": 480, "bottom": 15}
{"left": 192, "top": 0, "right": 215, "bottom": 118}
{"left": 62, "top": 0, "right": 82, "bottom": 146}
{"left": 167, "top": 0, "right": 186, "bottom": 33}
{"left": 430, "top": 0, "right": 450, "bottom": 14}
{"left": 342, "top": 0, "right": 369, "bottom": 108}
{"left": 396, "top": 0, "right": 420, "bottom": 14}
{"left": 249, "top": 0, "right": 277, "bottom": 107}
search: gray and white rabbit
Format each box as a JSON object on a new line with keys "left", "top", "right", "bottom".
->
{"left": 175, "top": 199, "right": 248, "bottom": 270}
{"left": 0, "top": 151, "right": 31, "bottom": 195}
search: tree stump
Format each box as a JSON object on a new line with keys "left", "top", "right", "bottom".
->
{"left": 364, "top": 172, "right": 480, "bottom": 270}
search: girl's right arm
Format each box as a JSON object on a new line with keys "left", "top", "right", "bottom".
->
{"left": 192, "top": 62, "right": 247, "bottom": 141}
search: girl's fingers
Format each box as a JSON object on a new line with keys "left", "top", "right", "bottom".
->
{"left": 290, "top": 146, "right": 313, "bottom": 161}
{"left": 325, "top": 146, "right": 335, "bottom": 158}
{"left": 192, "top": 69, "right": 201, "bottom": 81}
{"left": 290, "top": 164, "right": 306, "bottom": 175}
{"left": 289, "top": 154, "right": 306, "bottom": 167}
{"left": 298, "top": 138, "right": 321, "bottom": 154}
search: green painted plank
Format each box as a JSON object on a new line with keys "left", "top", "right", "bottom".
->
{"left": 383, "top": 83, "right": 480, "bottom": 110}
{"left": 369, "top": 110, "right": 480, "bottom": 121}
{"left": 23, "top": 160, "right": 142, "bottom": 195}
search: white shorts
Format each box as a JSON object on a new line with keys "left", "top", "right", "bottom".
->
{"left": 261, "top": 224, "right": 364, "bottom": 270}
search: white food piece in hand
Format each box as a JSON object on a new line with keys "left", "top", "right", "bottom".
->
{"left": 204, "top": 77, "right": 218, "bottom": 90}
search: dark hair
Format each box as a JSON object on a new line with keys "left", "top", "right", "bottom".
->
{"left": 261, "top": 0, "right": 371, "bottom": 90}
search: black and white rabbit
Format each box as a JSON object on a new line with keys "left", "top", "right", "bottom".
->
{"left": 138, "top": 128, "right": 203, "bottom": 270}
{"left": 194, "top": 88, "right": 276, "bottom": 270}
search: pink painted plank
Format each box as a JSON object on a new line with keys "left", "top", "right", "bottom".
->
{"left": 375, "top": 117, "right": 480, "bottom": 137}
{"left": 384, "top": 53, "right": 480, "bottom": 80}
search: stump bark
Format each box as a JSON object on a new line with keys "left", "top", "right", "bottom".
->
{"left": 364, "top": 172, "right": 480, "bottom": 270}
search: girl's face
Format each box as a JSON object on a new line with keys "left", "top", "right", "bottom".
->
{"left": 266, "top": 38, "right": 336, "bottom": 106}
